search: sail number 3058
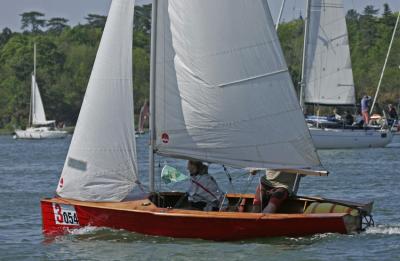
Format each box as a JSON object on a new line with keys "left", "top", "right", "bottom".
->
{"left": 52, "top": 203, "right": 79, "bottom": 226}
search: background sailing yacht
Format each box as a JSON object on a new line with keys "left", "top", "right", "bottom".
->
{"left": 14, "top": 43, "right": 67, "bottom": 139}
{"left": 297, "top": 0, "right": 392, "bottom": 149}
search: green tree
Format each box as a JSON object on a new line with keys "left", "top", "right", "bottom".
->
{"left": 383, "top": 3, "right": 392, "bottom": 16}
{"left": 0, "top": 6, "right": 399, "bottom": 129}
{"left": 47, "top": 17, "right": 69, "bottom": 33}
{"left": 363, "top": 5, "right": 380, "bottom": 16}
{"left": 20, "top": 11, "right": 46, "bottom": 33}
{"left": 346, "top": 9, "right": 359, "bottom": 22}
{"left": 85, "top": 14, "right": 107, "bottom": 28}
{"left": 134, "top": 5, "right": 152, "bottom": 33}
{"left": 382, "top": 3, "right": 396, "bottom": 27}
{"left": 277, "top": 19, "right": 304, "bottom": 92}
{"left": 359, "top": 5, "right": 379, "bottom": 50}
{"left": 0, "top": 27, "right": 12, "bottom": 46}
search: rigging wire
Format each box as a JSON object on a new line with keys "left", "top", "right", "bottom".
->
{"left": 370, "top": 11, "right": 400, "bottom": 114}
{"left": 222, "top": 165, "right": 235, "bottom": 192}
{"left": 232, "top": 171, "right": 257, "bottom": 210}
{"left": 276, "top": 0, "right": 286, "bottom": 30}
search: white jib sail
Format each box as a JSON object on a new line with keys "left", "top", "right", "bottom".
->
{"left": 304, "top": 0, "right": 355, "bottom": 105}
{"left": 31, "top": 75, "right": 52, "bottom": 125}
{"left": 154, "top": 0, "right": 321, "bottom": 170}
{"left": 57, "top": 0, "right": 137, "bottom": 201}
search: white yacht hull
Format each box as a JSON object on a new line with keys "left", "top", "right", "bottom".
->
{"left": 386, "top": 132, "right": 400, "bottom": 148}
{"left": 14, "top": 127, "right": 68, "bottom": 139}
{"left": 310, "top": 128, "right": 393, "bottom": 149}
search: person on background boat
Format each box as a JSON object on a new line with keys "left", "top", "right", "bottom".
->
{"left": 388, "top": 104, "right": 398, "bottom": 120}
{"left": 187, "top": 160, "right": 224, "bottom": 211}
{"left": 353, "top": 109, "right": 364, "bottom": 128}
{"left": 332, "top": 108, "right": 342, "bottom": 121}
{"left": 361, "top": 95, "right": 372, "bottom": 126}
{"left": 250, "top": 169, "right": 296, "bottom": 213}
{"left": 344, "top": 111, "right": 354, "bottom": 125}
{"left": 138, "top": 100, "right": 149, "bottom": 133}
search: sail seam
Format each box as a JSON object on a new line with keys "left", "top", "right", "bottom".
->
{"left": 189, "top": 39, "right": 281, "bottom": 60}
{"left": 155, "top": 106, "right": 300, "bottom": 131}
{"left": 217, "top": 68, "right": 289, "bottom": 88}
{"left": 155, "top": 150, "right": 315, "bottom": 168}
{"left": 157, "top": 135, "right": 308, "bottom": 150}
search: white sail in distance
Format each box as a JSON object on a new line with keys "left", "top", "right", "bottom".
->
{"left": 304, "top": 0, "right": 355, "bottom": 105}
{"left": 31, "top": 75, "right": 53, "bottom": 125}
{"left": 154, "top": 0, "right": 321, "bottom": 170}
{"left": 57, "top": 0, "right": 137, "bottom": 201}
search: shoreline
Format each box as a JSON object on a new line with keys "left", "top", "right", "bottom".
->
{"left": 0, "top": 129, "right": 13, "bottom": 135}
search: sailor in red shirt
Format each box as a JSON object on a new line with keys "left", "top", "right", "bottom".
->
{"left": 251, "top": 169, "right": 296, "bottom": 213}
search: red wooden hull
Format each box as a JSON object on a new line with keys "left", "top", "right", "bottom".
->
{"left": 41, "top": 197, "right": 357, "bottom": 241}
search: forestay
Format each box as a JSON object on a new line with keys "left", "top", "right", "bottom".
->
{"left": 57, "top": 0, "right": 138, "bottom": 201}
{"left": 154, "top": 0, "right": 321, "bottom": 170}
{"left": 31, "top": 75, "right": 53, "bottom": 125}
{"left": 304, "top": 0, "right": 355, "bottom": 105}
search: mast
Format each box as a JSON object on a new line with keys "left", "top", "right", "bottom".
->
{"left": 148, "top": 0, "right": 158, "bottom": 192}
{"left": 275, "top": 0, "right": 286, "bottom": 30}
{"left": 370, "top": 11, "right": 400, "bottom": 114}
{"left": 29, "top": 43, "right": 37, "bottom": 127}
{"left": 34, "top": 42, "right": 36, "bottom": 77}
{"left": 294, "top": 0, "right": 312, "bottom": 189}
{"left": 299, "top": 0, "right": 311, "bottom": 110}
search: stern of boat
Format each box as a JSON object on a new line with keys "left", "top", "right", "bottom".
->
{"left": 300, "top": 197, "right": 374, "bottom": 233}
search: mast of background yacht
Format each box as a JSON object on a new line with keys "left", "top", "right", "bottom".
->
{"left": 275, "top": 0, "right": 286, "bottom": 30}
{"left": 299, "top": 0, "right": 311, "bottom": 110}
{"left": 28, "top": 43, "right": 37, "bottom": 128}
{"left": 370, "top": 11, "right": 400, "bottom": 114}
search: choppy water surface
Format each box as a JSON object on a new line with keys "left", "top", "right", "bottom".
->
{"left": 0, "top": 134, "right": 399, "bottom": 260}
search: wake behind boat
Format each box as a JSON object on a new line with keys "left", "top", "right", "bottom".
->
{"left": 41, "top": 0, "right": 374, "bottom": 240}
{"left": 14, "top": 43, "right": 67, "bottom": 140}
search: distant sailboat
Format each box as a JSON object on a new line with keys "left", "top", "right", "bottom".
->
{"left": 299, "top": 0, "right": 392, "bottom": 149}
{"left": 14, "top": 43, "right": 67, "bottom": 139}
{"left": 41, "top": 0, "right": 373, "bottom": 240}
{"left": 137, "top": 100, "right": 149, "bottom": 134}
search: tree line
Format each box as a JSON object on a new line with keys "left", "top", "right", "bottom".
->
{"left": 0, "top": 4, "right": 399, "bottom": 130}
{"left": 0, "top": 5, "right": 150, "bottom": 129}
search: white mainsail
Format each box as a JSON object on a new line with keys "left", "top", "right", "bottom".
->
{"left": 57, "top": 0, "right": 137, "bottom": 201}
{"left": 303, "top": 0, "right": 355, "bottom": 105}
{"left": 30, "top": 74, "right": 53, "bottom": 125}
{"left": 154, "top": 0, "right": 321, "bottom": 170}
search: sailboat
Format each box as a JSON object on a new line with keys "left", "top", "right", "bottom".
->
{"left": 137, "top": 100, "right": 149, "bottom": 134}
{"left": 14, "top": 44, "right": 68, "bottom": 139}
{"left": 41, "top": 0, "right": 373, "bottom": 240}
{"left": 298, "top": 0, "right": 392, "bottom": 149}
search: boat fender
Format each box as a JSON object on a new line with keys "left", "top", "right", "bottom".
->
{"left": 304, "top": 202, "right": 359, "bottom": 216}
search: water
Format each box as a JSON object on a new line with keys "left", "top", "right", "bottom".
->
{"left": 0, "top": 134, "right": 399, "bottom": 260}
